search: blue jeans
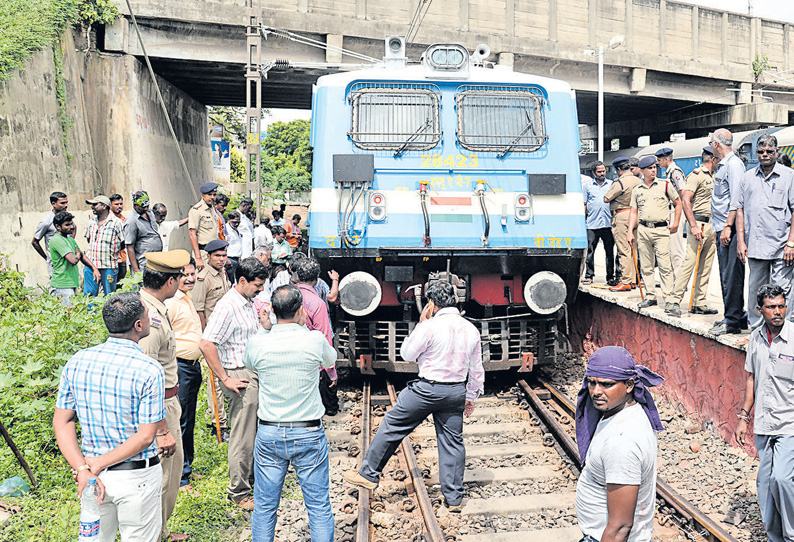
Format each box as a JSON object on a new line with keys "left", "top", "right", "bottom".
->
{"left": 252, "top": 424, "right": 333, "bottom": 542}
{"left": 177, "top": 359, "right": 203, "bottom": 486}
{"left": 83, "top": 267, "right": 118, "bottom": 297}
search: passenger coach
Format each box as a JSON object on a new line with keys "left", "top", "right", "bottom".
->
{"left": 308, "top": 38, "right": 586, "bottom": 373}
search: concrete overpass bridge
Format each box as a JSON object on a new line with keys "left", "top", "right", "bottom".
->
{"left": 106, "top": 0, "right": 794, "bottom": 144}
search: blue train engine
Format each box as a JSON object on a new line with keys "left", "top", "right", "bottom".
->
{"left": 308, "top": 38, "right": 586, "bottom": 373}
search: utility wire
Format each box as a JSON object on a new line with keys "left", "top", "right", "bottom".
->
{"left": 406, "top": 0, "right": 433, "bottom": 45}
{"left": 261, "top": 26, "right": 379, "bottom": 63}
{"left": 125, "top": 0, "right": 198, "bottom": 202}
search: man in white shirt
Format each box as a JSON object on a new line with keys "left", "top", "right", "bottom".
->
{"left": 574, "top": 346, "right": 664, "bottom": 542}
{"left": 344, "top": 281, "right": 484, "bottom": 512}
{"left": 153, "top": 203, "right": 188, "bottom": 252}
{"left": 254, "top": 216, "right": 273, "bottom": 249}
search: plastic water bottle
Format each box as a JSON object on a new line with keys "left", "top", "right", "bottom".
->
{"left": 78, "top": 477, "right": 100, "bottom": 540}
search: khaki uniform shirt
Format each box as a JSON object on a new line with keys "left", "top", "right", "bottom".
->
{"left": 683, "top": 166, "right": 714, "bottom": 217}
{"left": 630, "top": 179, "right": 679, "bottom": 223}
{"left": 139, "top": 289, "right": 178, "bottom": 389}
{"left": 188, "top": 200, "right": 219, "bottom": 245}
{"left": 193, "top": 264, "right": 231, "bottom": 322}
{"left": 165, "top": 290, "right": 202, "bottom": 361}
{"left": 604, "top": 173, "right": 642, "bottom": 212}
{"left": 666, "top": 161, "right": 686, "bottom": 194}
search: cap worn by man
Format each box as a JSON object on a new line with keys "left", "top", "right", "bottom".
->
{"left": 638, "top": 156, "right": 657, "bottom": 169}
{"left": 205, "top": 239, "right": 229, "bottom": 253}
{"left": 145, "top": 249, "right": 191, "bottom": 273}
{"left": 200, "top": 182, "right": 219, "bottom": 194}
{"left": 703, "top": 146, "right": 714, "bottom": 156}
{"left": 86, "top": 195, "right": 112, "bottom": 207}
{"left": 611, "top": 157, "right": 630, "bottom": 169}
{"left": 132, "top": 190, "right": 151, "bottom": 208}
{"left": 654, "top": 147, "right": 673, "bottom": 158}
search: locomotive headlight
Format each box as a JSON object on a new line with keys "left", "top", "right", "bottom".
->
{"left": 515, "top": 193, "right": 532, "bottom": 222}
{"left": 523, "top": 271, "right": 567, "bottom": 315}
{"left": 426, "top": 44, "right": 468, "bottom": 71}
{"left": 368, "top": 192, "right": 387, "bottom": 221}
{"left": 339, "top": 271, "right": 383, "bottom": 316}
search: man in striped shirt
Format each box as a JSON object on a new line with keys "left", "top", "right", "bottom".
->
{"left": 345, "top": 280, "right": 484, "bottom": 513}
{"left": 199, "top": 257, "right": 268, "bottom": 511}
{"left": 84, "top": 195, "right": 125, "bottom": 296}
{"left": 53, "top": 292, "right": 171, "bottom": 541}
{"left": 244, "top": 284, "right": 337, "bottom": 542}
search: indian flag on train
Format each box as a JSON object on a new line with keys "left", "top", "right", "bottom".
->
{"left": 430, "top": 195, "right": 473, "bottom": 223}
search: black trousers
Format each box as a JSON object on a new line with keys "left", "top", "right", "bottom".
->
{"left": 319, "top": 370, "right": 338, "bottom": 415}
{"left": 585, "top": 227, "right": 615, "bottom": 280}
{"left": 715, "top": 228, "right": 747, "bottom": 327}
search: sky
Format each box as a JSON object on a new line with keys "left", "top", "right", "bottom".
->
{"left": 685, "top": 0, "right": 794, "bottom": 22}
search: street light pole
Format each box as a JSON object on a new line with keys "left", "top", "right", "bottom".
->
{"left": 598, "top": 45, "right": 604, "bottom": 163}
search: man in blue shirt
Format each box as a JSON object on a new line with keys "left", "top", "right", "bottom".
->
{"left": 243, "top": 284, "right": 337, "bottom": 542}
{"left": 710, "top": 128, "right": 749, "bottom": 336}
{"left": 53, "top": 292, "right": 171, "bottom": 542}
{"left": 583, "top": 161, "right": 616, "bottom": 286}
{"left": 735, "top": 134, "right": 794, "bottom": 329}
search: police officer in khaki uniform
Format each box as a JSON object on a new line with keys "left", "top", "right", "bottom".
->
{"left": 189, "top": 182, "right": 220, "bottom": 271}
{"left": 628, "top": 155, "right": 682, "bottom": 310}
{"left": 604, "top": 156, "right": 642, "bottom": 291}
{"left": 192, "top": 239, "right": 231, "bottom": 440}
{"left": 667, "top": 146, "right": 718, "bottom": 317}
{"left": 656, "top": 148, "right": 687, "bottom": 274}
{"left": 138, "top": 249, "right": 191, "bottom": 542}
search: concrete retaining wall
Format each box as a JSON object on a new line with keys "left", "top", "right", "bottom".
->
{"left": 0, "top": 30, "right": 211, "bottom": 287}
{"left": 569, "top": 291, "right": 755, "bottom": 455}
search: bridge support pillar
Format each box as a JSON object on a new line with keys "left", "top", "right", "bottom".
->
{"left": 104, "top": 17, "right": 129, "bottom": 53}
{"left": 326, "top": 35, "right": 344, "bottom": 64}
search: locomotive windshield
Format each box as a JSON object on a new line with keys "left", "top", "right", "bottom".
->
{"left": 455, "top": 86, "right": 547, "bottom": 155}
{"left": 348, "top": 83, "right": 441, "bottom": 152}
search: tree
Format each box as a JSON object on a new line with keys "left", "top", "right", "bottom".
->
{"left": 263, "top": 119, "right": 312, "bottom": 173}
{"left": 230, "top": 147, "right": 245, "bottom": 183}
{"left": 207, "top": 106, "right": 246, "bottom": 144}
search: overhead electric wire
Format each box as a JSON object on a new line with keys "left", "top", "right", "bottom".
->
{"left": 406, "top": 0, "right": 434, "bottom": 45}
{"left": 125, "top": 0, "right": 198, "bottom": 201}
{"left": 260, "top": 25, "right": 379, "bottom": 64}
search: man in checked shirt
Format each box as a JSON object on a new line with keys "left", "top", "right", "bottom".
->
{"left": 345, "top": 280, "right": 484, "bottom": 513}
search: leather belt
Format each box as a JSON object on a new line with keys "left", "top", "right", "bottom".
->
{"left": 611, "top": 208, "right": 631, "bottom": 216}
{"left": 177, "top": 357, "right": 200, "bottom": 366}
{"left": 107, "top": 456, "right": 160, "bottom": 471}
{"left": 419, "top": 377, "right": 466, "bottom": 386}
{"left": 693, "top": 214, "right": 710, "bottom": 223}
{"left": 165, "top": 385, "right": 180, "bottom": 399}
{"left": 259, "top": 419, "right": 321, "bottom": 428}
{"left": 639, "top": 220, "right": 668, "bottom": 228}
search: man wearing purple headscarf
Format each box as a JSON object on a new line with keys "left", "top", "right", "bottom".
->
{"left": 574, "top": 346, "right": 664, "bottom": 542}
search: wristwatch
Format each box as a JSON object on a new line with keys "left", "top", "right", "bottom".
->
{"left": 787, "top": 241, "right": 794, "bottom": 248}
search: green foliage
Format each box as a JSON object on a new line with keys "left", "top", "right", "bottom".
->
{"left": 52, "top": 37, "right": 72, "bottom": 175}
{"left": 753, "top": 54, "right": 771, "bottom": 83}
{"left": 263, "top": 119, "right": 312, "bottom": 174}
{"left": 208, "top": 106, "right": 246, "bottom": 144}
{"left": 0, "top": 0, "right": 118, "bottom": 83}
{"left": 230, "top": 147, "right": 245, "bottom": 184}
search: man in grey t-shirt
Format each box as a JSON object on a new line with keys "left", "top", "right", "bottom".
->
{"left": 124, "top": 190, "right": 163, "bottom": 273}
{"left": 575, "top": 347, "right": 664, "bottom": 542}
{"left": 32, "top": 191, "right": 69, "bottom": 277}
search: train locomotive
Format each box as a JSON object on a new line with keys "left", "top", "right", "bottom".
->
{"left": 307, "top": 37, "right": 586, "bottom": 373}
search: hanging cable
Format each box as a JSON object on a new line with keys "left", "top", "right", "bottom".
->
{"left": 125, "top": 0, "right": 197, "bottom": 201}
{"left": 406, "top": 0, "right": 434, "bottom": 45}
{"left": 419, "top": 181, "right": 431, "bottom": 247}
{"left": 261, "top": 26, "right": 379, "bottom": 64}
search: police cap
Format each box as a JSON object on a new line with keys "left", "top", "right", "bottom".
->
{"left": 205, "top": 239, "right": 229, "bottom": 253}
{"left": 144, "top": 249, "right": 191, "bottom": 273}
{"left": 638, "top": 156, "right": 658, "bottom": 169}
{"left": 628, "top": 157, "right": 640, "bottom": 167}
{"left": 200, "top": 182, "right": 219, "bottom": 194}
{"left": 702, "top": 146, "right": 714, "bottom": 155}
{"left": 654, "top": 147, "right": 674, "bottom": 158}
{"left": 611, "top": 156, "right": 630, "bottom": 168}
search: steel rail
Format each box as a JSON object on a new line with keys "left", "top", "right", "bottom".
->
{"left": 386, "top": 379, "right": 446, "bottom": 542}
{"left": 527, "top": 377, "right": 738, "bottom": 542}
{"left": 356, "top": 379, "right": 372, "bottom": 542}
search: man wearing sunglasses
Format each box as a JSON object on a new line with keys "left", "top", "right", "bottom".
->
{"left": 734, "top": 134, "right": 794, "bottom": 329}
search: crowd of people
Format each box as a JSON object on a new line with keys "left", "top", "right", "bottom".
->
{"left": 583, "top": 128, "right": 794, "bottom": 336}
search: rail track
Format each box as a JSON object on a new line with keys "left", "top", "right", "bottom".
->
{"left": 338, "top": 375, "right": 740, "bottom": 542}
